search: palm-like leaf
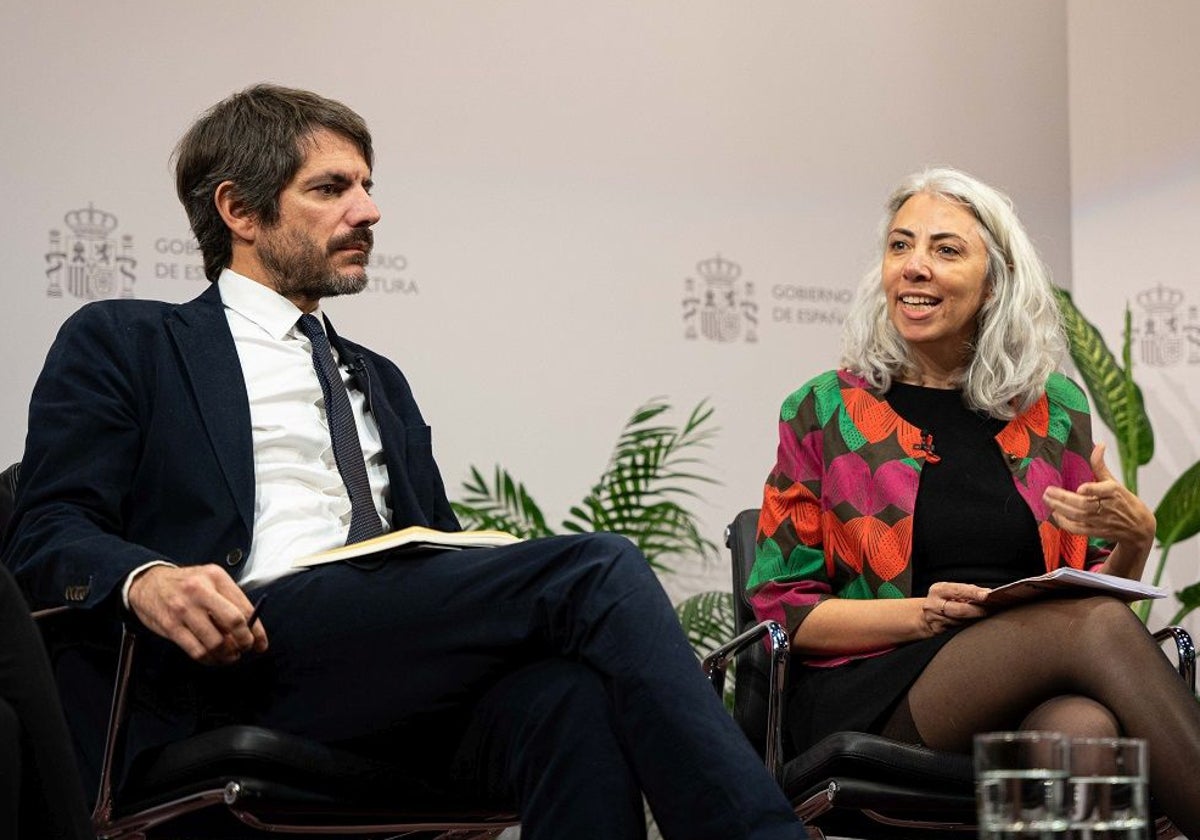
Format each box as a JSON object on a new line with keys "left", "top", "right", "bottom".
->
{"left": 451, "top": 465, "right": 554, "bottom": 540}
{"left": 675, "top": 589, "right": 737, "bottom": 709}
{"left": 563, "top": 399, "right": 719, "bottom": 572}
{"left": 452, "top": 399, "right": 720, "bottom": 573}
{"left": 675, "top": 590, "right": 736, "bottom": 655}
{"left": 1053, "top": 288, "right": 1154, "bottom": 485}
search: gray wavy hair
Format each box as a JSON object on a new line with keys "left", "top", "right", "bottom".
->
{"left": 840, "top": 167, "right": 1066, "bottom": 418}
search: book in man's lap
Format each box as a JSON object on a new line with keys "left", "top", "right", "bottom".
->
{"left": 294, "top": 526, "right": 523, "bottom": 569}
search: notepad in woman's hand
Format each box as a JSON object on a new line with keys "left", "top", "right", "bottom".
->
{"left": 979, "top": 568, "right": 1165, "bottom": 609}
{"left": 293, "top": 526, "right": 523, "bottom": 568}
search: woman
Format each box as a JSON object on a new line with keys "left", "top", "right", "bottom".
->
{"left": 0, "top": 564, "right": 93, "bottom": 838}
{"left": 748, "top": 167, "right": 1200, "bottom": 834}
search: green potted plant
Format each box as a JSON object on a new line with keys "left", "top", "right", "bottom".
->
{"left": 1053, "top": 288, "right": 1200, "bottom": 623}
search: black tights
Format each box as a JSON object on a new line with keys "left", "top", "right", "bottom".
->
{"left": 880, "top": 596, "right": 1200, "bottom": 837}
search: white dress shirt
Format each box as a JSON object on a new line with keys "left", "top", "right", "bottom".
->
{"left": 219, "top": 269, "right": 391, "bottom": 589}
{"left": 122, "top": 270, "right": 394, "bottom": 604}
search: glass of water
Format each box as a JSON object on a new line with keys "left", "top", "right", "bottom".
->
{"left": 975, "top": 731, "right": 1070, "bottom": 838}
{"left": 1068, "top": 737, "right": 1148, "bottom": 839}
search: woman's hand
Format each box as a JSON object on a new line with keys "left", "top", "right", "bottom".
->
{"left": 920, "top": 581, "right": 991, "bottom": 638}
{"left": 1042, "top": 443, "right": 1156, "bottom": 576}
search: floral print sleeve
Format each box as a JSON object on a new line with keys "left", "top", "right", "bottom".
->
{"left": 1047, "top": 373, "right": 1112, "bottom": 569}
{"left": 748, "top": 372, "right": 840, "bottom": 637}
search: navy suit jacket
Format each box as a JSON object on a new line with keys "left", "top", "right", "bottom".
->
{"left": 6, "top": 282, "right": 458, "bottom": 611}
{"left": 3, "top": 283, "right": 459, "bottom": 788}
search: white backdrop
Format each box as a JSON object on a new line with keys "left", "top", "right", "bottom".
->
{"left": 1, "top": 1, "right": 1192, "bottom": 634}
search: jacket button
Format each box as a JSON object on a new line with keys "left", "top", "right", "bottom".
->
{"left": 64, "top": 584, "right": 90, "bottom": 602}
{"left": 225, "top": 548, "right": 244, "bottom": 566}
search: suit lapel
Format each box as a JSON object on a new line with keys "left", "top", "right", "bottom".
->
{"left": 166, "top": 284, "right": 256, "bottom": 535}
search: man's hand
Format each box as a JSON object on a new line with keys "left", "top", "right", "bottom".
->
{"left": 127, "top": 564, "right": 269, "bottom": 665}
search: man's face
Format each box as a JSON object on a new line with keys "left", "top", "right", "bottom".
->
{"left": 257, "top": 128, "right": 380, "bottom": 305}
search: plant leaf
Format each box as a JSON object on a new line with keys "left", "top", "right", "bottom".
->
{"left": 1155, "top": 458, "right": 1200, "bottom": 549}
{"left": 562, "top": 397, "right": 721, "bottom": 572}
{"left": 675, "top": 589, "right": 736, "bottom": 655}
{"left": 1170, "top": 581, "right": 1200, "bottom": 626}
{"left": 454, "top": 397, "right": 719, "bottom": 577}
{"left": 675, "top": 589, "right": 737, "bottom": 710}
{"left": 451, "top": 465, "right": 554, "bottom": 539}
{"left": 1053, "top": 288, "right": 1154, "bottom": 470}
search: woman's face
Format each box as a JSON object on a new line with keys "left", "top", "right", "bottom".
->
{"left": 882, "top": 192, "right": 991, "bottom": 373}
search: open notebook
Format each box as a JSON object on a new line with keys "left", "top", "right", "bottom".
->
{"left": 294, "top": 526, "right": 523, "bottom": 569}
{"left": 980, "top": 567, "right": 1165, "bottom": 609}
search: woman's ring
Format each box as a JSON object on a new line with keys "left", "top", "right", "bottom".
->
{"left": 940, "top": 599, "right": 948, "bottom": 616}
{"left": 1095, "top": 497, "right": 1104, "bottom": 514}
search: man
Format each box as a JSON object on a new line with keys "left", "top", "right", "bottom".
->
{"left": 4, "top": 84, "right": 804, "bottom": 839}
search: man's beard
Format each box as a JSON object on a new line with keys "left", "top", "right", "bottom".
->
{"left": 259, "top": 226, "right": 373, "bottom": 301}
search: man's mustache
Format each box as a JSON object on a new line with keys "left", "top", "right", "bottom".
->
{"left": 328, "top": 229, "right": 373, "bottom": 254}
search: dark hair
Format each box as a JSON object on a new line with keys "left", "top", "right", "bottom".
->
{"left": 173, "top": 84, "right": 374, "bottom": 281}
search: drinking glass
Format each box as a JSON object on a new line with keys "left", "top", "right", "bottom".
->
{"left": 975, "top": 731, "right": 1070, "bottom": 838}
{"left": 1067, "top": 737, "right": 1148, "bottom": 840}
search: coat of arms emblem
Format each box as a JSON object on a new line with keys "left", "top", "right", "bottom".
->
{"left": 682, "top": 255, "right": 758, "bottom": 343}
{"left": 1135, "top": 285, "right": 1200, "bottom": 367}
{"left": 46, "top": 204, "right": 136, "bottom": 299}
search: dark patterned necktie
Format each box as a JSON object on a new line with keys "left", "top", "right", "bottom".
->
{"left": 296, "top": 313, "right": 385, "bottom": 544}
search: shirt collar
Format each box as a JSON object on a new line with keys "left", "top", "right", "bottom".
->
{"left": 217, "top": 268, "right": 321, "bottom": 340}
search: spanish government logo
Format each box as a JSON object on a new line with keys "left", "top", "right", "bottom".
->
{"left": 1134, "top": 284, "right": 1200, "bottom": 367}
{"left": 682, "top": 254, "right": 758, "bottom": 343}
{"left": 46, "top": 204, "right": 136, "bottom": 299}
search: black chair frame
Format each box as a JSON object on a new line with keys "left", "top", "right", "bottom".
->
{"left": 78, "top": 622, "right": 518, "bottom": 839}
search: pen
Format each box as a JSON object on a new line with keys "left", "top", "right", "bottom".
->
{"left": 247, "top": 593, "right": 268, "bottom": 629}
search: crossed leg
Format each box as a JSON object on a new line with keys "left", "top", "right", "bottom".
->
{"left": 194, "top": 533, "right": 801, "bottom": 840}
{"left": 882, "top": 596, "right": 1200, "bottom": 837}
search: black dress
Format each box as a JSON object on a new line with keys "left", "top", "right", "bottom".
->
{"left": 783, "top": 383, "right": 1046, "bottom": 756}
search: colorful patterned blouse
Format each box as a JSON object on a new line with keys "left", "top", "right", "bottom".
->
{"left": 748, "top": 369, "right": 1109, "bottom": 665}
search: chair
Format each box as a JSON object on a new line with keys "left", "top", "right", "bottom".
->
{"left": 1, "top": 462, "right": 517, "bottom": 839}
{"left": 704, "top": 508, "right": 1197, "bottom": 840}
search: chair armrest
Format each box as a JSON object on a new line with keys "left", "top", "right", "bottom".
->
{"left": 1153, "top": 625, "right": 1196, "bottom": 695}
{"left": 701, "top": 619, "right": 789, "bottom": 782}
{"left": 32, "top": 606, "right": 140, "bottom": 831}
{"left": 30, "top": 605, "right": 74, "bottom": 621}
{"left": 89, "top": 622, "right": 138, "bottom": 829}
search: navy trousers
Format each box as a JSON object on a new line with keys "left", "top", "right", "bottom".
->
{"left": 174, "top": 532, "right": 803, "bottom": 839}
